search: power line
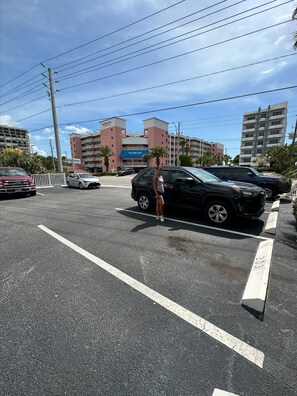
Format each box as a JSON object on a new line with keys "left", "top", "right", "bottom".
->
{"left": 13, "top": 108, "right": 52, "bottom": 123}
{"left": 58, "top": 19, "right": 291, "bottom": 91}
{"left": 0, "top": 0, "right": 185, "bottom": 89}
{"left": 0, "top": 84, "right": 46, "bottom": 107}
{"left": 54, "top": 0, "right": 232, "bottom": 71}
{"left": 0, "top": 75, "right": 47, "bottom": 99}
{"left": 0, "top": 94, "right": 47, "bottom": 114}
{"left": 58, "top": 0, "right": 284, "bottom": 80}
{"left": 62, "top": 53, "right": 296, "bottom": 107}
{"left": 29, "top": 85, "right": 297, "bottom": 132}
{"left": 41, "top": 0, "right": 187, "bottom": 64}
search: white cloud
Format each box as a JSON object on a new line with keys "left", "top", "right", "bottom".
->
{"left": 260, "top": 68, "right": 274, "bottom": 75}
{"left": 64, "top": 125, "right": 91, "bottom": 134}
{"left": 0, "top": 114, "right": 17, "bottom": 126}
{"left": 31, "top": 145, "right": 47, "bottom": 156}
{"left": 274, "top": 35, "right": 286, "bottom": 46}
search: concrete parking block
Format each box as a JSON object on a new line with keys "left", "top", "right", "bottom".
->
{"left": 271, "top": 199, "right": 280, "bottom": 211}
{"left": 265, "top": 212, "right": 278, "bottom": 235}
{"left": 241, "top": 239, "right": 274, "bottom": 314}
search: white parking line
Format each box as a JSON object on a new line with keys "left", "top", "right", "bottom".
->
{"left": 101, "top": 185, "right": 131, "bottom": 189}
{"left": 38, "top": 224, "right": 265, "bottom": 368}
{"left": 213, "top": 389, "right": 239, "bottom": 396}
{"left": 116, "top": 208, "right": 269, "bottom": 241}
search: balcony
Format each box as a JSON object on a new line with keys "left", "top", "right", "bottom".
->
{"left": 240, "top": 153, "right": 252, "bottom": 158}
{"left": 241, "top": 137, "right": 254, "bottom": 142}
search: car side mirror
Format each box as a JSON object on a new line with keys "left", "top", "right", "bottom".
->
{"left": 247, "top": 172, "right": 254, "bottom": 177}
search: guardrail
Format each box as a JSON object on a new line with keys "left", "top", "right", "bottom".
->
{"left": 32, "top": 173, "right": 66, "bottom": 187}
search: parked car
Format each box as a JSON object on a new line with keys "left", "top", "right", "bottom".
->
{"left": 66, "top": 173, "right": 101, "bottom": 189}
{"left": 203, "top": 166, "right": 292, "bottom": 200}
{"left": 118, "top": 167, "right": 133, "bottom": 176}
{"left": 0, "top": 167, "right": 36, "bottom": 197}
{"left": 131, "top": 166, "right": 266, "bottom": 226}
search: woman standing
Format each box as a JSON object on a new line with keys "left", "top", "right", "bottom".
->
{"left": 153, "top": 167, "right": 165, "bottom": 222}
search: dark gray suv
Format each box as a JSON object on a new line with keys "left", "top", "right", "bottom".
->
{"left": 131, "top": 166, "right": 266, "bottom": 226}
{"left": 203, "top": 166, "right": 291, "bottom": 200}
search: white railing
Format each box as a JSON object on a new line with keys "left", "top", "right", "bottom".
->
{"left": 32, "top": 173, "right": 66, "bottom": 187}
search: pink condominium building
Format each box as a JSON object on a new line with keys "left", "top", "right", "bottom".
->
{"left": 70, "top": 116, "right": 224, "bottom": 172}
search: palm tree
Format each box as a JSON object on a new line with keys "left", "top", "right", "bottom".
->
{"left": 148, "top": 146, "right": 168, "bottom": 166}
{"left": 179, "top": 138, "right": 190, "bottom": 155}
{"left": 293, "top": 6, "right": 297, "bottom": 49}
{"left": 142, "top": 153, "right": 152, "bottom": 166}
{"left": 98, "top": 145, "right": 114, "bottom": 172}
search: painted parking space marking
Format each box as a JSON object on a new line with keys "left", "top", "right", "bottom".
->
{"left": 117, "top": 208, "right": 275, "bottom": 318}
{"left": 116, "top": 208, "right": 270, "bottom": 241}
{"left": 38, "top": 224, "right": 265, "bottom": 368}
{"left": 101, "top": 185, "right": 131, "bottom": 189}
{"left": 213, "top": 389, "right": 239, "bottom": 396}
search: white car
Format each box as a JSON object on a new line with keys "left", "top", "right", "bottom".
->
{"left": 66, "top": 173, "right": 101, "bottom": 189}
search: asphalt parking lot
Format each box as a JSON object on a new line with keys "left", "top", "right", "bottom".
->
{"left": 1, "top": 176, "right": 296, "bottom": 396}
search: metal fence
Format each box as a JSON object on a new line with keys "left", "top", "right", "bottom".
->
{"left": 32, "top": 173, "right": 66, "bottom": 187}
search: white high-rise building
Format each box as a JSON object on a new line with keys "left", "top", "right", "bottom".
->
{"left": 0, "top": 125, "right": 30, "bottom": 154}
{"left": 239, "top": 102, "right": 288, "bottom": 166}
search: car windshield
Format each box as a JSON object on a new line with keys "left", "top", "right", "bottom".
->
{"left": 185, "top": 167, "right": 220, "bottom": 182}
{"left": 79, "top": 174, "right": 95, "bottom": 178}
{"left": 250, "top": 168, "right": 261, "bottom": 176}
{"left": 0, "top": 168, "right": 29, "bottom": 177}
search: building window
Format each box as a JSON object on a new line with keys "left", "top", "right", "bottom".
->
{"left": 272, "top": 111, "right": 282, "bottom": 116}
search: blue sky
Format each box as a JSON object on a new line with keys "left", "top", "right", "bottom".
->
{"left": 1, "top": 0, "right": 296, "bottom": 159}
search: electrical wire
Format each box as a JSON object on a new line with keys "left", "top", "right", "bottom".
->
{"left": 62, "top": 53, "right": 296, "bottom": 107}
{"left": 0, "top": 94, "right": 47, "bottom": 114}
{"left": 41, "top": 0, "right": 187, "bottom": 64}
{"left": 53, "top": 0, "right": 231, "bottom": 71}
{"left": 13, "top": 108, "right": 52, "bottom": 124}
{"left": 28, "top": 85, "right": 297, "bottom": 132}
{"left": 58, "top": 0, "right": 284, "bottom": 80}
{"left": 0, "top": 0, "right": 185, "bottom": 89}
{"left": 59, "top": 19, "right": 291, "bottom": 91}
{"left": 0, "top": 75, "right": 47, "bottom": 99}
{"left": 0, "top": 85, "right": 47, "bottom": 107}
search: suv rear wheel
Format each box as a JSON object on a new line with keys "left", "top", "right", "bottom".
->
{"left": 263, "top": 186, "right": 276, "bottom": 200}
{"left": 205, "top": 201, "right": 232, "bottom": 226}
{"left": 138, "top": 192, "right": 152, "bottom": 211}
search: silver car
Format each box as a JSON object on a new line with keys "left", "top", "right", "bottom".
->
{"left": 66, "top": 173, "right": 101, "bottom": 189}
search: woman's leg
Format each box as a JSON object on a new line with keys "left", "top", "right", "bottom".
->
{"left": 159, "top": 196, "right": 164, "bottom": 217}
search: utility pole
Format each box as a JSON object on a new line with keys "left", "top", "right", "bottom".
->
{"left": 48, "top": 67, "right": 63, "bottom": 172}
{"left": 49, "top": 139, "right": 56, "bottom": 172}
{"left": 173, "top": 122, "right": 181, "bottom": 166}
{"left": 290, "top": 118, "right": 297, "bottom": 162}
